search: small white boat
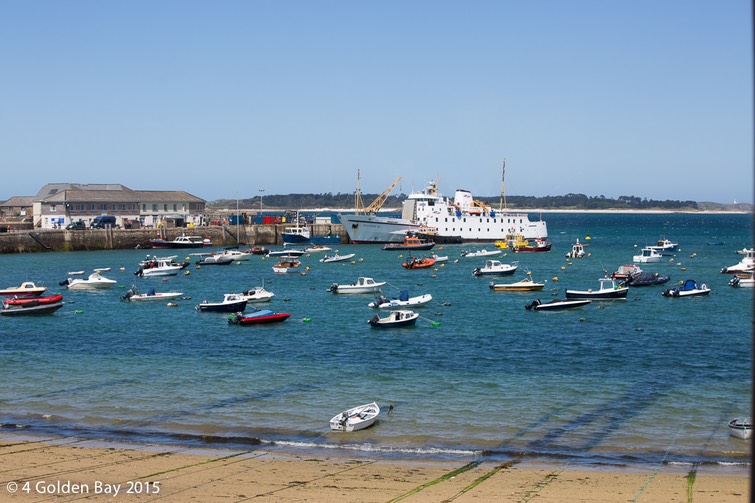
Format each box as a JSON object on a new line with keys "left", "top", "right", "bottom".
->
{"left": 633, "top": 247, "right": 663, "bottom": 263}
{"left": 565, "top": 277, "right": 629, "bottom": 300}
{"left": 728, "top": 417, "right": 752, "bottom": 440}
{"left": 721, "top": 248, "right": 755, "bottom": 274}
{"left": 329, "top": 402, "right": 380, "bottom": 432}
{"left": 489, "top": 277, "right": 545, "bottom": 292}
{"left": 67, "top": 271, "right": 85, "bottom": 276}
{"left": 319, "top": 253, "right": 356, "bottom": 263}
{"left": 472, "top": 259, "right": 518, "bottom": 277}
{"left": 729, "top": 272, "right": 755, "bottom": 288}
{"left": 661, "top": 279, "right": 710, "bottom": 298}
{"left": 565, "top": 239, "right": 586, "bottom": 258}
{"left": 121, "top": 287, "right": 183, "bottom": 302}
{"left": 220, "top": 249, "right": 253, "bottom": 261}
{"left": 268, "top": 248, "right": 307, "bottom": 257}
{"left": 272, "top": 257, "right": 301, "bottom": 274}
{"left": 525, "top": 298, "right": 591, "bottom": 311}
{"left": 461, "top": 249, "right": 501, "bottom": 258}
{"left": 195, "top": 293, "right": 248, "bottom": 313}
{"left": 238, "top": 286, "right": 275, "bottom": 303}
{"left": 305, "top": 245, "right": 332, "bottom": 253}
{"left": 61, "top": 273, "right": 117, "bottom": 290}
{"left": 368, "top": 309, "right": 419, "bottom": 328}
{"left": 0, "top": 281, "right": 48, "bottom": 297}
{"left": 136, "top": 256, "right": 189, "bottom": 277}
{"left": 93, "top": 267, "right": 111, "bottom": 272}
{"left": 329, "top": 277, "right": 385, "bottom": 294}
{"left": 368, "top": 291, "right": 432, "bottom": 309}
{"left": 430, "top": 254, "right": 448, "bottom": 263}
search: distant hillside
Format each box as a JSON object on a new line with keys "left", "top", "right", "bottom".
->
{"left": 209, "top": 193, "right": 753, "bottom": 212}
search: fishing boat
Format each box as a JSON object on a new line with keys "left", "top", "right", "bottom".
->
{"left": 489, "top": 277, "right": 545, "bottom": 292}
{"left": 195, "top": 293, "right": 248, "bottom": 313}
{"left": 3, "top": 294, "right": 63, "bottom": 306}
{"left": 319, "top": 252, "right": 356, "bottom": 263}
{"left": 121, "top": 286, "right": 183, "bottom": 302}
{"left": 237, "top": 285, "right": 275, "bottom": 303}
{"left": 401, "top": 256, "right": 436, "bottom": 269}
{"left": 565, "top": 239, "right": 586, "bottom": 258}
{"left": 228, "top": 309, "right": 291, "bottom": 325}
{"left": 329, "top": 277, "right": 385, "bottom": 294}
{"left": 633, "top": 247, "right": 663, "bottom": 263}
{"left": 0, "top": 281, "right": 48, "bottom": 297}
{"left": 507, "top": 234, "right": 552, "bottom": 253}
{"left": 647, "top": 236, "right": 678, "bottom": 254}
{"left": 721, "top": 248, "right": 755, "bottom": 274}
{"left": 729, "top": 272, "right": 755, "bottom": 288}
{"left": 382, "top": 234, "right": 435, "bottom": 251}
{"left": 624, "top": 272, "right": 670, "bottom": 287}
{"left": 728, "top": 417, "right": 752, "bottom": 440}
{"left": 525, "top": 298, "right": 592, "bottom": 311}
{"left": 60, "top": 272, "right": 117, "bottom": 290}
{"left": 281, "top": 223, "right": 310, "bottom": 244}
{"left": 329, "top": 402, "right": 380, "bottom": 432}
{"left": 565, "top": 277, "right": 629, "bottom": 300}
{"left": 1, "top": 300, "right": 64, "bottom": 316}
{"left": 272, "top": 256, "right": 301, "bottom": 274}
{"left": 661, "top": 279, "right": 711, "bottom": 298}
{"left": 339, "top": 165, "right": 548, "bottom": 244}
{"left": 149, "top": 235, "right": 212, "bottom": 249}
{"left": 368, "top": 291, "right": 432, "bottom": 309}
{"left": 461, "top": 249, "right": 501, "bottom": 258}
{"left": 472, "top": 259, "right": 518, "bottom": 277}
{"left": 368, "top": 309, "right": 419, "bottom": 328}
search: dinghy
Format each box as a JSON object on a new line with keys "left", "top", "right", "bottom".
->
{"left": 329, "top": 402, "right": 380, "bottom": 432}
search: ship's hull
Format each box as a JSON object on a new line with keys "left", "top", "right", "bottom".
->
{"left": 339, "top": 212, "right": 547, "bottom": 244}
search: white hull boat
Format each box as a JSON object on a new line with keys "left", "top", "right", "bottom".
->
{"left": 320, "top": 253, "right": 356, "bottom": 263}
{"left": 121, "top": 287, "right": 183, "bottom": 302}
{"left": 61, "top": 273, "right": 117, "bottom": 290}
{"left": 633, "top": 247, "right": 663, "bottom": 263}
{"left": 721, "top": 248, "right": 755, "bottom": 274}
{"left": 462, "top": 249, "right": 501, "bottom": 258}
{"left": 329, "top": 402, "right": 380, "bottom": 432}
{"left": 472, "top": 259, "right": 518, "bottom": 277}
{"left": 329, "top": 277, "right": 385, "bottom": 294}
{"left": 368, "top": 292, "right": 432, "bottom": 309}
{"left": 565, "top": 277, "right": 629, "bottom": 300}
{"left": 661, "top": 279, "right": 710, "bottom": 297}
{"left": 728, "top": 417, "right": 752, "bottom": 440}
{"left": 238, "top": 286, "right": 275, "bottom": 303}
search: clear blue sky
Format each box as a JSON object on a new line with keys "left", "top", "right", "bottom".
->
{"left": 1, "top": 1, "right": 752, "bottom": 203}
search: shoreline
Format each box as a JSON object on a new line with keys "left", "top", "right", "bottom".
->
{"left": 0, "top": 433, "right": 749, "bottom": 502}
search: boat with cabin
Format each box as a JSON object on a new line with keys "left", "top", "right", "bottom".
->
{"left": 472, "top": 259, "right": 518, "bottom": 277}
{"left": 633, "top": 247, "right": 663, "bottom": 263}
{"left": 149, "top": 235, "right": 212, "bottom": 249}
{"left": 368, "top": 309, "right": 419, "bottom": 328}
{"left": 565, "top": 277, "right": 629, "bottom": 300}
{"left": 383, "top": 234, "right": 436, "bottom": 251}
{"left": 0, "top": 281, "right": 48, "bottom": 297}
{"left": 329, "top": 277, "right": 385, "bottom": 294}
{"left": 721, "top": 248, "right": 755, "bottom": 274}
{"left": 566, "top": 239, "right": 586, "bottom": 258}
{"left": 60, "top": 272, "right": 117, "bottom": 290}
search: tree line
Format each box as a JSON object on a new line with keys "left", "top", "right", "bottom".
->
{"left": 211, "top": 192, "right": 702, "bottom": 211}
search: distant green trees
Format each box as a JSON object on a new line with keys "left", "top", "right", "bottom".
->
{"left": 211, "top": 193, "right": 699, "bottom": 211}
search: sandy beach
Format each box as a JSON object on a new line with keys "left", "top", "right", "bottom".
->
{"left": 0, "top": 435, "right": 748, "bottom": 502}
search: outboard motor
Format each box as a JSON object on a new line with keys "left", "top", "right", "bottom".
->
{"left": 58, "top": 279, "right": 70, "bottom": 286}
{"left": 525, "top": 299, "right": 541, "bottom": 311}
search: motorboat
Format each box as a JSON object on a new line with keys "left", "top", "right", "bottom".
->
{"left": 624, "top": 272, "right": 670, "bottom": 287}
{"left": 149, "top": 235, "right": 212, "bottom": 249}
{"left": 565, "top": 277, "right": 629, "bottom": 300}
{"left": 525, "top": 298, "right": 592, "bottom": 311}
{"left": 472, "top": 259, "right": 518, "bottom": 277}
{"left": 368, "top": 309, "right": 419, "bottom": 328}
{"left": 368, "top": 291, "right": 432, "bottom": 309}
{"left": 121, "top": 286, "right": 183, "bottom": 302}
{"left": 272, "top": 257, "right": 301, "bottom": 274}
{"left": 194, "top": 253, "right": 235, "bottom": 266}
{"left": 382, "top": 234, "right": 435, "bottom": 251}
{"left": 401, "top": 256, "right": 436, "bottom": 269}
{"left": 633, "top": 247, "right": 663, "bottom": 263}
{"left": 507, "top": 234, "right": 552, "bottom": 253}
{"left": 195, "top": 293, "right": 248, "bottom": 313}
{"left": 135, "top": 255, "right": 189, "bottom": 277}
{"left": 329, "top": 277, "right": 386, "bottom": 294}
{"left": 661, "top": 279, "right": 710, "bottom": 298}
{"left": 1, "top": 300, "right": 64, "bottom": 316}
{"left": 729, "top": 272, "right": 755, "bottom": 288}
{"left": 565, "top": 239, "right": 586, "bottom": 258}
{"left": 611, "top": 264, "right": 643, "bottom": 281}
{"left": 228, "top": 309, "right": 291, "bottom": 325}
{"left": 237, "top": 286, "right": 275, "bottom": 303}
{"left": 60, "top": 272, "right": 117, "bottom": 290}
{"left": 489, "top": 277, "right": 545, "bottom": 292}
{"left": 268, "top": 248, "right": 307, "bottom": 257}
{"left": 0, "top": 281, "right": 48, "bottom": 297}
{"left": 319, "top": 252, "right": 356, "bottom": 263}
{"left": 219, "top": 249, "right": 253, "bottom": 261}
{"left": 305, "top": 244, "right": 332, "bottom": 253}
{"left": 728, "top": 417, "right": 752, "bottom": 440}
{"left": 647, "top": 236, "right": 678, "bottom": 254}
{"left": 329, "top": 402, "right": 380, "bottom": 432}
{"left": 461, "top": 249, "right": 501, "bottom": 258}
{"left": 430, "top": 254, "right": 449, "bottom": 263}
{"left": 721, "top": 248, "right": 755, "bottom": 274}
{"left": 281, "top": 223, "right": 310, "bottom": 244}
{"left": 3, "top": 294, "right": 63, "bottom": 306}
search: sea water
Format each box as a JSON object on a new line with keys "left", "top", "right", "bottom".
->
{"left": 0, "top": 212, "right": 751, "bottom": 468}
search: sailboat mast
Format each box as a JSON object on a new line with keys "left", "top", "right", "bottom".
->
{"left": 499, "top": 159, "right": 507, "bottom": 211}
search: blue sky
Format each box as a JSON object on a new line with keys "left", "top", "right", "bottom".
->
{"left": 1, "top": 1, "right": 752, "bottom": 203}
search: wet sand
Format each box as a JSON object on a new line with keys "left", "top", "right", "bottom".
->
{"left": 0, "top": 435, "right": 749, "bottom": 502}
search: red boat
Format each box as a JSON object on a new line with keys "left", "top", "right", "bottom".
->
{"left": 4, "top": 294, "right": 63, "bottom": 306}
{"left": 228, "top": 310, "right": 291, "bottom": 325}
{"left": 402, "top": 256, "right": 436, "bottom": 269}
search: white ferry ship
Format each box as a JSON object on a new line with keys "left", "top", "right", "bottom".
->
{"left": 340, "top": 180, "right": 548, "bottom": 244}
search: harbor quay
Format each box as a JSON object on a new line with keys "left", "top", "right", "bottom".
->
{"left": 0, "top": 223, "right": 345, "bottom": 254}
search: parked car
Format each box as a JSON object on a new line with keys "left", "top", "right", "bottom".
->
{"left": 66, "top": 220, "right": 87, "bottom": 230}
{"left": 90, "top": 215, "right": 117, "bottom": 229}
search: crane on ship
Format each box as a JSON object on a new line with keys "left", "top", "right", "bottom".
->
{"left": 354, "top": 171, "right": 402, "bottom": 215}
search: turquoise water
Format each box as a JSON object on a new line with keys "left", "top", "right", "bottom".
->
{"left": 0, "top": 212, "right": 752, "bottom": 468}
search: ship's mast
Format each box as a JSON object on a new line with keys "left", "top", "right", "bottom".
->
{"left": 499, "top": 159, "right": 507, "bottom": 210}
{"left": 354, "top": 169, "right": 365, "bottom": 215}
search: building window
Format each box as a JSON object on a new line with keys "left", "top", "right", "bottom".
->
{"left": 152, "top": 204, "right": 157, "bottom": 212}
{"left": 163, "top": 204, "right": 168, "bottom": 212}
{"left": 142, "top": 204, "right": 147, "bottom": 212}
{"left": 50, "top": 204, "right": 56, "bottom": 212}
{"left": 101, "top": 204, "right": 107, "bottom": 211}
{"left": 173, "top": 204, "right": 177, "bottom": 211}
